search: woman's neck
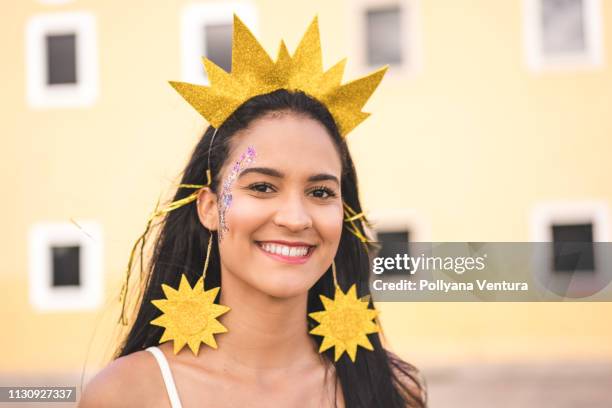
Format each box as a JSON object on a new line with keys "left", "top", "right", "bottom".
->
{"left": 202, "top": 269, "right": 323, "bottom": 374}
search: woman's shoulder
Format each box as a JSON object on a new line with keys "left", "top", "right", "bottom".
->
{"left": 79, "top": 349, "right": 165, "bottom": 408}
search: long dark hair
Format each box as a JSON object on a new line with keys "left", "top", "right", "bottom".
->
{"left": 115, "top": 89, "right": 427, "bottom": 407}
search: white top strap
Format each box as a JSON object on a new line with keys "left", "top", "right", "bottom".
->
{"left": 146, "top": 346, "right": 183, "bottom": 408}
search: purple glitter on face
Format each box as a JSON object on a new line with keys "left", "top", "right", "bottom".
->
{"left": 218, "top": 146, "right": 256, "bottom": 239}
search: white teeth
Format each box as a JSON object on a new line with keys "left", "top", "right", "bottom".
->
{"left": 260, "top": 243, "right": 310, "bottom": 257}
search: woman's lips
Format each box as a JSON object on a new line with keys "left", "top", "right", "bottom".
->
{"left": 255, "top": 241, "right": 315, "bottom": 265}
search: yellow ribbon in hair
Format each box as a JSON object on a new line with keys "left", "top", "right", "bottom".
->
{"left": 118, "top": 181, "right": 209, "bottom": 326}
{"left": 342, "top": 201, "right": 372, "bottom": 245}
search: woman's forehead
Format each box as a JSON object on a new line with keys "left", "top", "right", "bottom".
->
{"left": 223, "top": 114, "right": 342, "bottom": 177}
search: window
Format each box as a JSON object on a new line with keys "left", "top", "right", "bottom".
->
{"left": 46, "top": 34, "right": 77, "bottom": 85}
{"left": 541, "top": 0, "right": 586, "bottom": 55}
{"left": 523, "top": 0, "right": 603, "bottom": 71}
{"left": 530, "top": 201, "right": 609, "bottom": 242}
{"left": 369, "top": 209, "right": 431, "bottom": 276}
{"left": 353, "top": 0, "right": 421, "bottom": 77}
{"left": 366, "top": 7, "right": 403, "bottom": 66}
{"left": 180, "top": 3, "right": 257, "bottom": 85}
{"left": 52, "top": 245, "right": 81, "bottom": 286}
{"left": 29, "top": 221, "right": 103, "bottom": 311}
{"left": 529, "top": 201, "right": 610, "bottom": 298}
{"left": 375, "top": 230, "right": 411, "bottom": 275}
{"left": 26, "top": 12, "right": 98, "bottom": 108}
{"left": 552, "top": 223, "right": 595, "bottom": 273}
{"left": 204, "top": 23, "right": 233, "bottom": 73}
{"left": 370, "top": 209, "right": 430, "bottom": 241}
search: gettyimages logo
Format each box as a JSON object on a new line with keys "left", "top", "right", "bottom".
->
{"left": 372, "top": 253, "right": 487, "bottom": 275}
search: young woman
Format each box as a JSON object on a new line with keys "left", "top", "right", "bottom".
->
{"left": 80, "top": 17, "right": 427, "bottom": 408}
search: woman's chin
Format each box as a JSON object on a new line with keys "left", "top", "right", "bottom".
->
{"left": 255, "top": 278, "right": 314, "bottom": 299}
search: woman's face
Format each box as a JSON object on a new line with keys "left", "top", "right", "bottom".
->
{"left": 202, "top": 111, "right": 343, "bottom": 299}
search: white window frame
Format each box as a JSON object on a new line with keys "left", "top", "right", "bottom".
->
{"left": 366, "top": 209, "right": 430, "bottom": 285}
{"left": 529, "top": 200, "right": 610, "bottom": 242}
{"left": 25, "top": 12, "right": 98, "bottom": 108}
{"left": 180, "top": 2, "right": 257, "bottom": 85}
{"left": 529, "top": 201, "right": 611, "bottom": 298}
{"left": 28, "top": 221, "right": 103, "bottom": 312}
{"left": 523, "top": 0, "right": 604, "bottom": 72}
{"left": 349, "top": 0, "right": 422, "bottom": 79}
{"left": 368, "top": 208, "right": 431, "bottom": 242}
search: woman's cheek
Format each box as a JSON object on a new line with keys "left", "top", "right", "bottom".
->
{"left": 314, "top": 204, "right": 344, "bottom": 242}
{"left": 226, "top": 194, "right": 269, "bottom": 233}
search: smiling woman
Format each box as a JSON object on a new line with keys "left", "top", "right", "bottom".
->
{"left": 199, "top": 111, "right": 345, "bottom": 301}
{"left": 79, "top": 15, "right": 426, "bottom": 408}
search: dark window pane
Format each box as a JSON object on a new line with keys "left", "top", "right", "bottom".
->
{"left": 52, "top": 245, "right": 81, "bottom": 286}
{"left": 366, "top": 7, "right": 403, "bottom": 66}
{"left": 204, "top": 23, "right": 232, "bottom": 72}
{"left": 46, "top": 34, "right": 77, "bottom": 85}
{"left": 376, "top": 230, "right": 410, "bottom": 274}
{"left": 541, "top": 0, "right": 586, "bottom": 54}
{"left": 551, "top": 223, "right": 594, "bottom": 272}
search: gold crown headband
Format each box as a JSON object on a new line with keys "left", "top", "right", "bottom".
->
{"left": 118, "top": 15, "right": 384, "bottom": 326}
{"left": 170, "top": 14, "right": 387, "bottom": 137}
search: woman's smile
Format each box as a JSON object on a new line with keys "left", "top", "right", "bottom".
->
{"left": 255, "top": 240, "right": 317, "bottom": 264}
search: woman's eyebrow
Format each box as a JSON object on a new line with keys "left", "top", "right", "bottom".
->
{"left": 307, "top": 173, "right": 340, "bottom": 186}
{"left": 238, "top": 167, "right": 283, "bottom": 179}
{"left": 238, "top": 167, "right": 339, "bottom": 185}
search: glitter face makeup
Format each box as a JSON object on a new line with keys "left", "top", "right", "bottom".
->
{"left": 218, "top": 146, "right": 257, "bottom": 238}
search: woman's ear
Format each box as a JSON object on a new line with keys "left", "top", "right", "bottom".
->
{"left": 196, "top": 188, "right": 219, "bottom": 231}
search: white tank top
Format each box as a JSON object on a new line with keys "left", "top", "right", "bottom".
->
{"left": 146, "top": 346, "right": 183, "bottom": 408}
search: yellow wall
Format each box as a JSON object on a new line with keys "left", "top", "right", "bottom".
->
{"left": 2, "top": 0, "right": 611, "bottom": 376}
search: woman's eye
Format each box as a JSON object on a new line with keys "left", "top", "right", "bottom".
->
{"left": 309, "top": 186, "right": 337, "bottom": 199}
{"left": 249, "top": 183, "right": 275, "bottom": 193}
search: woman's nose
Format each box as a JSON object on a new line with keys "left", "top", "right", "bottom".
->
{"left": 272, "top": 194, "right": 313, "bottom": 232}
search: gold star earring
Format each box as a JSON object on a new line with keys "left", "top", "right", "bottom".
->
{"left": 309, "top": 261, "right": 379, "bottom": 362}
{"left": 150, "top": 233, "right": 231, "bottom": 355}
